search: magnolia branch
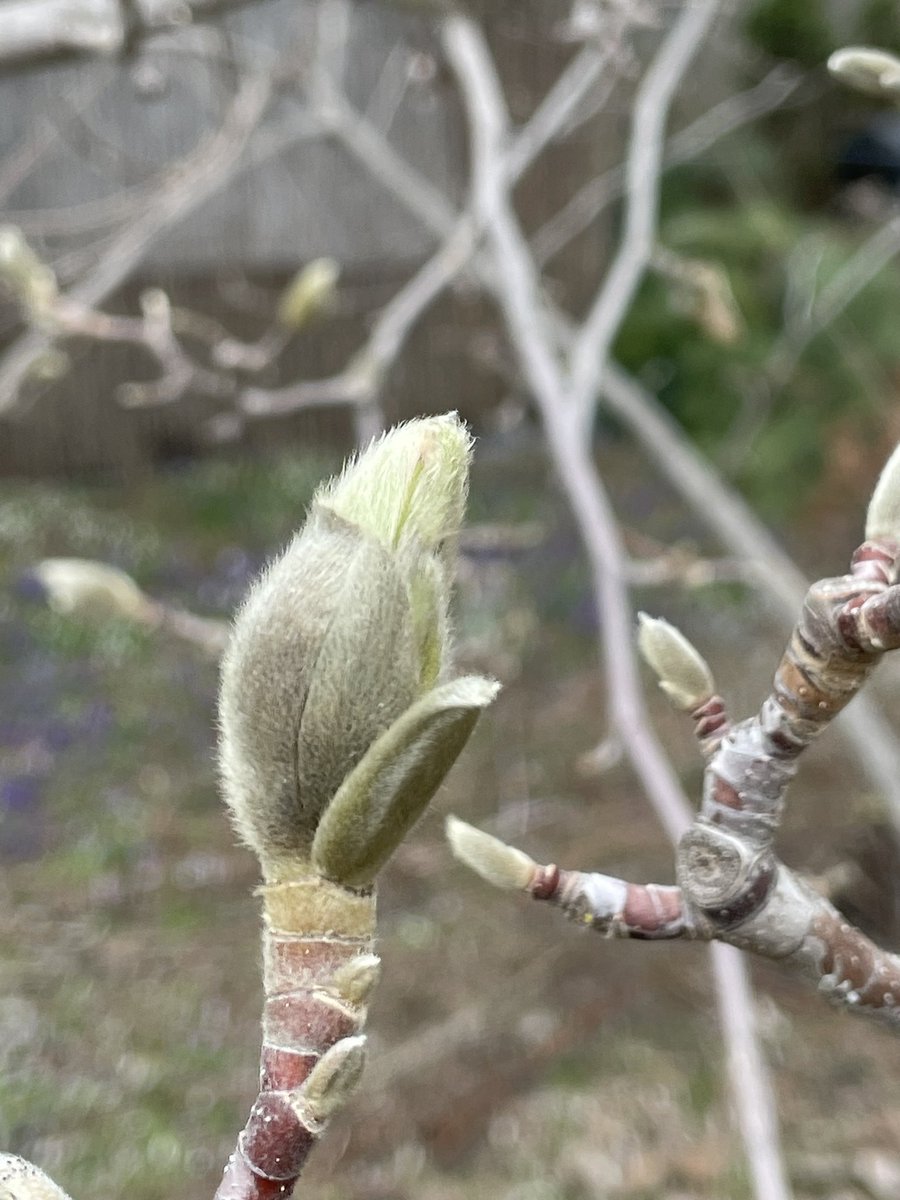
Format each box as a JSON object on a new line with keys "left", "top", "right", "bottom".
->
{"left": 532, "top": 63, "right": 805, "bottom": 267}
{"left": 442, "top": 12, "right": 791, "bottom": 1199}
{"left": 0, "top": 67, "right": 274, "bottom": 413}
{"left": 566, "top": 0, "right": 720, "bottom": 426}
{"left": 0, "top": 0, "right": 256, "bottom": 65}
{"left": 449, "top": 489, "right": 900, "bottom": 1031}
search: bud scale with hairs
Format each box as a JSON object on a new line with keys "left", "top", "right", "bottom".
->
{"left": 0, "top": 1156, "right": 72, "bottom": 1200}
{"left": 214, "top": 414, "right": 498, "bottom": 1199}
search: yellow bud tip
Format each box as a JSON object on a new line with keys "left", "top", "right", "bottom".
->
{"left": 445, "top": 815, "right": 536, "bottom": 890}
{"left": 34, "top": 558, "right": 152, "bottom": 622}
{"left": 316, "top": 413, "right": 472, "bottom": 554}
{"left": 866, "top": 442, "right": 900, "bottom": 542}
{"left": 277, "top": 257, "right": 341, "bottom": 329}
{"left": 828, "top": 47, "right": 900, "bottom": 97}
{"left": 636, "top": 612, "right": 714, "bottom": 711}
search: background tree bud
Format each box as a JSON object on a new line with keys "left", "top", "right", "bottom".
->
{"left": 828, "top": 47, "right": 900, "bottom": 98}
{"left": 34, "top": 558, "right": 153, "bottom": 622}
{"left": 276, "top": 258, "right": 340, "bottom": 330}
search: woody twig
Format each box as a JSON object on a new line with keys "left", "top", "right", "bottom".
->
{"left": 449, "top": 444, "right": 900, "bottom": 1029}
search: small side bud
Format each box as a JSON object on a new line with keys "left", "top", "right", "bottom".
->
{"left": 445, "top": 815, "right": 536, "bottom": 891}
{"left": 0, "top": 1156, "right": 73, "bottom": 1200}
{"left": 34, "top": 558, "right": 154, "bottom": 623}
{"left": 828, "top": 47, "right": 900, "bottom": 98}
{"left": 298, "top": 1035, "right": 367, "bottom": 1124}
{"left": 637, "top": 612, "right": 714, "bottom": 711}
{"left": 865, "top": 442, "right": 900, "bottom": 542}
{"left": 277, "top": 258, "right": 340, "bottom": 330}
{"left": 329, "top": 954, "right": 381, "bottom": 1005}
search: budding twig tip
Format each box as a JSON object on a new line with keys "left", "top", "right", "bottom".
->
{"left": 828, "top": 46, "right": 900, "bottom": 98}
{"left": 866, "top": 442, "right": 900, "bottom": 542}
{"left": 445, "top": 815, "right": 536, "bottom": 890}
{"left": 636, "top": 612, "right": 715, "bottom": 712}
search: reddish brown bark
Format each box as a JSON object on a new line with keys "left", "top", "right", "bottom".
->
{"left": 512, "top": 535, "right": 900, "bottom": 1029}
{"left": 214, "top": 881, "right": 376, "bottom": 1200}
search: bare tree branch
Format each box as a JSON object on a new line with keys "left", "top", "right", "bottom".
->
{"left": 601, "top": 362, "right": 900, "bottom": 840}
{"left": 0, "top": 0, "right": 257, "bottom": 65}
{"left": 442, "top": 14, "right": 791, "bottom": 1198}
{"left": 532, "top": 63, "right": 805, "bottom": 266}
{"left": 0, "top": 67, "right": 275, "bottom": 413}
{"left": 567, "top": 0, "right": 720, "bottom": 428}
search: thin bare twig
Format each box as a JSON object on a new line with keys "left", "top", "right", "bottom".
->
{"left": 601, "top": 362, "right": 900, "bottom": 841}
{"left": 242, "top": 25, "right": 633, "bottom": 425}
{"left": 442, "top": 14, "right": 791, "bottom": 1198}
{"left": 0, "top": 68, "right": 274, "bottom": 414}
{"left": 532, "top": 63, "right": 805, "bottom": 266}
{"left": 567, "top": 0, "right": 721, "bottom": 428}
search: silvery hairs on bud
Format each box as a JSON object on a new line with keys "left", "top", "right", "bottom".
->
{"left": 218, "top": 414, "right": 494, "bottom": 878}
{"left": 0, "top": 1156, "right": 73, "bottom": 1200}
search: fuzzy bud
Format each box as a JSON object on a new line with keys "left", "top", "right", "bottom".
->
{"left": 445, "top": 815, "right": 536, "bottom": 890}
{"left": 637, "top": 612, "right": 715, "bottom": 711}
{"left": 865, "top": 442, "right": 900, "bottom": 542}
{"left": 219, "top": 415, "right": 498, "bottom": 879}
{"left": 328, "top": 954, "right": 381, "bottom": 1005}
{"left": 828, "top": 47, "right": 900, "bottom": 98}
{"left": 0, "top": 226, "right": 58, "bottom": 321}
{"left": 34, "top": 558, "right": 154, "bottom": 622}
{"left": 277, "top": 258, "right": 340, "bottom": 330}
{"left": 0, "top": 1157, "right": 72, "bottom": 1200}
{"left": 298, "top": 1035, "right": 367, "bottom": 1125}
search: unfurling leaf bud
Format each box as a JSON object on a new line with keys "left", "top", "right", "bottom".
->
{"left": 445, "top": 815, "right": 537, "bottom": 890}
{"left": 865, "top": 442, "right": 900, "bottom": 542}
{"left": 218, "top": 414, "right": 497, "bottom": 879}
{"left": 34, "top": 558, "right": 154, "bottom": 622}
{"left": 637, "top": 612, "right": 715, "bottom": 711}
{"left": 312, "top": 675, "right": 499, "bottom": 887}
{"left": 277, "top": 258, "right": 340, "bottom": 330}
{"left": 0, "top": 1156, "right": 72, "bottom": 1200}
{"left": 828, "top": 47, "right": 900, "bottom": 98}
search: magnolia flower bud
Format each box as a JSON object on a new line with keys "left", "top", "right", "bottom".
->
{"left": 637, "top": 612, "right": 715, "bottom": 711}
{"left": 33, "top": 558, "right": 153, "bottom": 622}
{"left": 828, "top": 47, "right": 900, "bottom": 98}
{"left": 0, "top": 226, "right": 58, "bottom": 321}
{"left": 445, "top": 815, "right": 536, "bottom": 890}
{"left": 219, "top": 415, "right": 498, "bottom": 881}
{"left": 299, "top": 1035, "right": 367, "bottom": 1125}
{"left": 0, "top": 1156, "right": 72, "bottom": 1200}
{"left": 277, "top": 258, "right": 340, "bottom": 330}
{"left": 866, "top": 442, "right": 900, "bottom": 542}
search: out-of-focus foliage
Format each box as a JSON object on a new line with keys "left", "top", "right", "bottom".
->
{"left": 745, "top": 0, "right": 835, "bottom": 66}
{"left": 858, "top": 0, "right": 900, "bottom": 51}
{"left": 615, "top": 109, "right": 900, "bottom": 519}
{"left": 745, "top": 0, "right": 900, "bottom": 63}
